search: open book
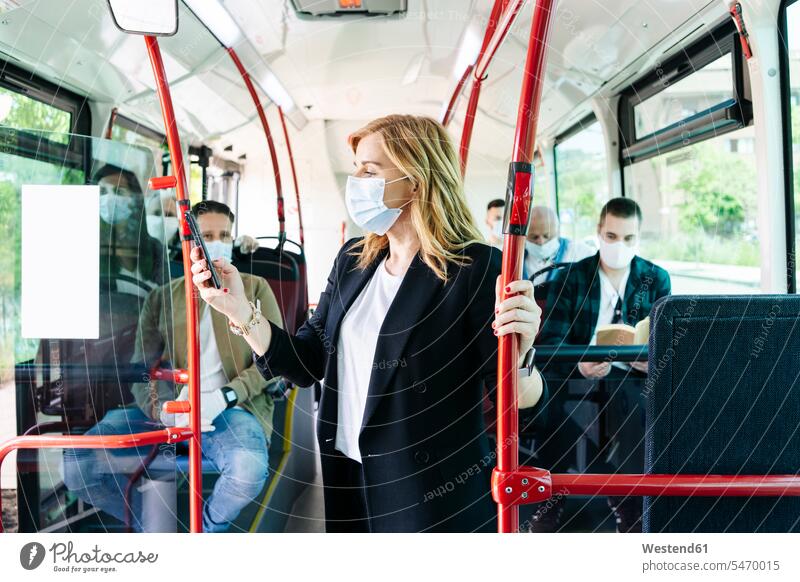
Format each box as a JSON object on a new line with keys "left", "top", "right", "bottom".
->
{"left": 595, "top": 317, "right": 650, "bottom": 346}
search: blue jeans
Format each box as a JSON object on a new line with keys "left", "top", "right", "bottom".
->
{"left": 62, "top": 406, "right": 270, "bottom": 533}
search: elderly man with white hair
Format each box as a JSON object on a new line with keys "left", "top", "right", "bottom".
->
{"left": 523, "top": 205, "right": 593, "bottom": 284}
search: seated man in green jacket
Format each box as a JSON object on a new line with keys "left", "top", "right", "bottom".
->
{"left": 63, "top": 200, "right": 283, "bottom": 533}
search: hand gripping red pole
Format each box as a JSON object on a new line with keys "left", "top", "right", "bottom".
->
{"left": 494, "top": 0, "right": 556, "bottom": 533}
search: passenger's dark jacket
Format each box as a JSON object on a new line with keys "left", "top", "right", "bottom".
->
{"left": 254, "top": 238, "right": 547, "bottom": 532}
{"left": 538, "top": 252, "right": 671, "bottom": 377}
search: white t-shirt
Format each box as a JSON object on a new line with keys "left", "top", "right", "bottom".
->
{"left": 592, "top": 267, "right": 631, "bottom": 371}
{"left": 591, "top": 267, "right": 630, "bottom": 344}
{"left": 335, "top": 258, "right": 404, "bottom": 463}
{"left": 199, "top": 303, "right": 243, "bottom": 409}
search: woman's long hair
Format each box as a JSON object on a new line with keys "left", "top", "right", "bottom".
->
{"left": 347, "top": 114, "right": 484, "bottom": 281}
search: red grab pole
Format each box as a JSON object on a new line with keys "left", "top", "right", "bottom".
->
{"left": 441, "top": 64, "right": 474, "bottom": 128}
{"left": 144, "top": 35, "right": 204, "bottom": 533}
{"left": 458, "top": 79, "right": 482, "bottom": 175}
{"left": 442, "top": 0, "right": 525, "bottom": 131}
{"left": 227, "top": 48, "right": 286, "bottom": 243}
{"left": 278, "top": 105, "right": 305, "bottom": 247}
{"left": 490, "top": 468, "right": 800, "bottom": 507}
{"left": 459, "top": 0, "right": 507, "bottom": 174}
{"left": 494, "top": 0, "right": 556, "bottom": 533}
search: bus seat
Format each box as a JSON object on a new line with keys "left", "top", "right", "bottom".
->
{"left": 233, "top": 243, "right": 309, "bottom": 335}
{"left": 643, "top": 295, "right": 800, "bottom": 533}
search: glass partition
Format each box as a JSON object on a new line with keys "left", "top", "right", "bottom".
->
{"left": 0, "top": 128, "right": 186, "bottom": 533}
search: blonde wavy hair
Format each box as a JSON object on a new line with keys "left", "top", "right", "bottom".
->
{"left": 347, "top": 114, "right": 484, "bottom": 281}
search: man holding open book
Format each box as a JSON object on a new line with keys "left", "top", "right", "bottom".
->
{"left": 539, "top": 197, "right": 670, "bottom": 378}
{"left": 531, "top": 198, "right": 671, "bottom": 533}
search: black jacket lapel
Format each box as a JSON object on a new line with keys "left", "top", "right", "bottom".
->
{"left": 360, "top": 252, "right": 442, "bottom": 432}
{"left": 585, "top": 253, "right": 601, "bottom": 340}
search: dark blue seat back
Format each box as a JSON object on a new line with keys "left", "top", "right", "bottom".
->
{"left": 644, "top": 295, "right": 800, "bottom": 532}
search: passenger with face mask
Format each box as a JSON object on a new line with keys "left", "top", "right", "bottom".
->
{"left": 96, "top": 165, "right": 169, "bottom": 297}
{"left": 189, "top": 114, "right": 547, "bottom": 532}
{"left": 484, "top": 198, "right": 505, "bottom": 248}
{"left": 538, "top": 198, "right": 669, "bottom": 377}
{"left": 145, "top": 192, "right": 261, "bottom": 267}
{"left": 532, "top": 197, "right": 670, "bottom": 533}
{"left": 64, "top": 200, "right": 284, "bottom": 533}
{"left": 522, "top": 205, "right": 593, "bottom": 284}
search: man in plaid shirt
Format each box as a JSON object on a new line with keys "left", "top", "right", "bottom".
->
{"left": 530, "top": 198, "right": 670, "bottom": 534}
{"left": 538, "top": 197, "right": 671, "bottom": 379}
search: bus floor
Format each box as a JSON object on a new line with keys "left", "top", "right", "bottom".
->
{"left": 283, "top": 439, "right": 325, "bottom": 533}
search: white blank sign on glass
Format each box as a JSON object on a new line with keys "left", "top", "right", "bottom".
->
{"left": 21, "top": 184, "right": 99, "bottom": 339}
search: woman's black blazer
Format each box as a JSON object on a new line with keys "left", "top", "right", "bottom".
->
{"left": 254, "top": 237, "right": 547, "bottom": 532}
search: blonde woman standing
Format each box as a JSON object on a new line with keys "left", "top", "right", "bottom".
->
{"left": 190, "top": 115, "right": 547, "bottom": 532}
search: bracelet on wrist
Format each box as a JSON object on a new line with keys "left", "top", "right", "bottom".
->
{"left": 228, "top": 299, "right": 262, "bottom": 336}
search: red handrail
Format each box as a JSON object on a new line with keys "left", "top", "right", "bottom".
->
{"left": 459, "top": 0, "right": 507, "bottom": 174}
{"left": 0, "top": 428, "right": 194, "bottom": 532}
{"left": 442, "top": 0, "right": 526, "bottom": 130}
{"left": 491, "top": 468, "right": 800, "bottom": 508}
{"left": 494, "top": 0, "right": 556, "bottom": 533}
{"left": 144, "top": 35, "right": 205, "bottom": 533}
{"left": 227, "top": 48, "right": 286, "bottom": 243}
{"left": 441, "top": 64, "right": 474, "bottom": 127}
{"left": 278, "top": 105, "right": 305, "bottom": 247}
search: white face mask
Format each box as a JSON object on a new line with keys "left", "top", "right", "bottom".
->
{"left": 526, "top": 237, "right": 559, "bottom": 261}
{"left": 99, "top": 193, "right": 134, "bottom": 224}
{"left": 492, "top": 219, "right": 503, "bottom": 238}
{"left": 204, "top": 240, "right": 233, "bottom": 263}
{"left": 345, "top": 175, "right": 412, "bottom": 235}
{"left": 146, "top": 215, "right": 179, "bottom": 244}
{"left": 597, "top": 235, "right": 638, "bottom": 269}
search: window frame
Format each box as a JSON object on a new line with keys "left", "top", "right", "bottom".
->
{"left": 112, "top": 113, "right": 168, "bottom": 148}
{"left": 0, "top": 58, "right": 91, "bottom": 136}
{"left": 617, "top": 19, "right": 752, "bottom": 166}
{"left": 780, "top": 0, "right": 798, "bottom": 293}
{"left": 0, "top": 59, "right": 92, "bottom": 178}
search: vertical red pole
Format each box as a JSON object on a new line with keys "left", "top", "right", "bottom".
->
{"left": 227, "top": 48, "right": 286, "bottom": 242}
{"left": 144, "top": 35, "right": 204, "bottom": 533}
{"left": 278, "top": 105, "right": 305, "bottom": 247}
{"left": 496, "top": 0, "right": 556, "bottom": 533}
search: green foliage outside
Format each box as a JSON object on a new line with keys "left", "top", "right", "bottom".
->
{"left": 555, "top": 146, "right": 606, "bottom": 243}
{"left": 640, "top": 140, "right": 759, "bottom": 267}
{"left": 675, "top": 142, "right": 756, "bottom": 237}
{"left": 0, "top": 86, "right": 71, "bottom": 143}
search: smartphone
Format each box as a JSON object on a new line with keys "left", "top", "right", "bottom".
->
{"left": 184, "top": 209, "right": 222, "bottom": 289}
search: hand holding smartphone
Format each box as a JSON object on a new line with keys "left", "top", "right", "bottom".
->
{"left": 184, "top": 209, "right": 222, "bottom": 289}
